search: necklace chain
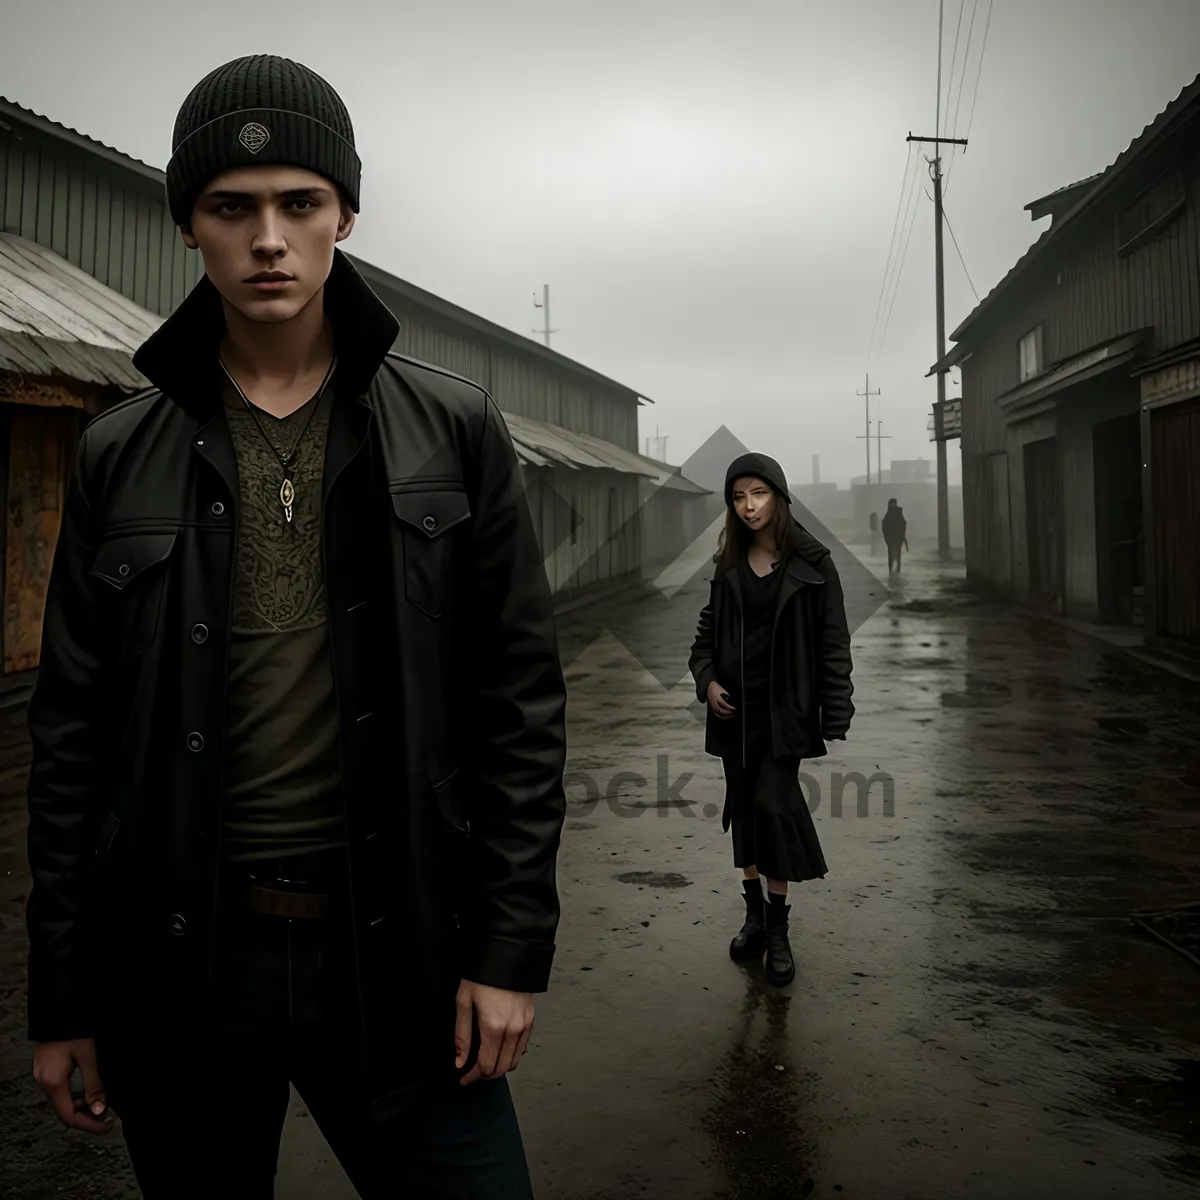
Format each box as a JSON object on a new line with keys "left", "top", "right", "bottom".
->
{"left": 219, "top": 356, "right": 336, "bottom": 524}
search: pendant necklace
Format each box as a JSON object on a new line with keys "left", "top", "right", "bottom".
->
{"left": 219, "top": 356, "right": 336, "bottom": 524}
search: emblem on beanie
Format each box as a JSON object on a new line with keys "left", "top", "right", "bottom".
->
{"left": 238, "top": 122, "right": 271, "bottom": 154}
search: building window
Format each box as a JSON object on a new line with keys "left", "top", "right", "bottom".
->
{"left": 1019, "top": 325, "right": 1044, "bottom": 382}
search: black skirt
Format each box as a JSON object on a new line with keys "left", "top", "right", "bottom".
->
{"left": 722, "top": 725, "right": 828, "bottom": 883}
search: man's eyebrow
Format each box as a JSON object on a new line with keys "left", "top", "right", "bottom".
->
{"left": 203, "top": 186, "right": 333, "bottom": 201}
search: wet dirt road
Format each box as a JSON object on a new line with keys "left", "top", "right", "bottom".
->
{"left": 2, "top": 550, "right": 1198, "bottom": 1198}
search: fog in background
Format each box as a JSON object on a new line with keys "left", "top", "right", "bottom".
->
{"left": 3, "top": 0, "right": 1198, "bottom": 487}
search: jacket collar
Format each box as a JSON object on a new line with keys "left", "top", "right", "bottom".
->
{"left": 714, "top": 536, "right": 826, "bottom": 624}
{"left": 132, "top": 249, "right": 401, "bottom": 421}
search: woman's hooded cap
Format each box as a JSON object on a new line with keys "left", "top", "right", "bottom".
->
{"left": 724, "top": 452, "right": 792, "bottom": 510}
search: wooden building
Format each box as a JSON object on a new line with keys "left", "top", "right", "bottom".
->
{"left": 0, "top": 96, "right": 704, "bottom": 681}
{"left": 930, "top": 73, "right": 1200, "bottom": 647}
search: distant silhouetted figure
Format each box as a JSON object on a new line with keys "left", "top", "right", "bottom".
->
{"left": 868, "top": 510, "right": 881, "bottom": 556}
{"left": 881, "top": 498, "right": 908, "bottom": 575}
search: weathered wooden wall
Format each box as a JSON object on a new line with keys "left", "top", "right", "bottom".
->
{"left": 1004, "top": 412, "right": 1057, "bottom": 602}
{"left": 959, "top": 122, "right": 1200, "bottom": 591}
{"left": 962, "top": 450, "right": 1011, "bottom": 589}
{"left": 961, "top": 129, "right": 1200, "bottom": 425}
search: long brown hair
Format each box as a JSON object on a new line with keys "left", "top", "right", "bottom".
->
{"left": 714, "top": 485, "right": 804, "bottom": 571}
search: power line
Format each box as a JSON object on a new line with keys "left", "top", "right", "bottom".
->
{"left": 945, "top": 0, "right": 993, "bottom": 189}
{"left": 873, "top": 162, "right": 924, "bottom": 360}
{"left": 942, "top": 203, "right": 980, "bottom": 300}
{"left": 943, "top": 0, "right": 967, "bottom": 133}
{"left": 950, "top": 0, "right": 982, "bottom": 139}
{"left": 936, "top": 0, "right": 945, "bottom": 138}
{"left": 872, "top": 155, "right": 922, "bottom": 361}
{"left": 941, "top": 0, "right": 980, "bottom": 191}
{"left": 868, "top": 144, "right": 915, "bottom": 356}
{"left": 960, "top": 0, "right": 994, "bottom": 142}
{"left": 867, "top": 142, "right": 917, "bottom": 360}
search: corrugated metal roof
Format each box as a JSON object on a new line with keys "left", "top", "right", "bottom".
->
{"left": 0, "top": 232, "right": 162, "bottom": 388}
{"left": 502, "top": 411, "right": 709, "bottom": 492}
{"left": 1023, "top": 172, "right": 1105, "bottom": 214}
{"left": 503, "top": 412, "right": 658, "bottom": 478}
{"left": 0, "top": 98, "right": 164, "bottom": 186}
{"left": 947, "top": 71, "right": 1200, "bottom": 346}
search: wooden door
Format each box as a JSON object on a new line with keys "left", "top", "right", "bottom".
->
{"left": 5, "top": 409, "right": 70, "bottom": 673}
{"left": 1151, "top": 401, "right": 1200, "bottom": 641}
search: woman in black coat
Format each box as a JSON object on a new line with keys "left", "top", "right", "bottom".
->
{"left": 688, "top": 453, "right": 855, "bottom": 986}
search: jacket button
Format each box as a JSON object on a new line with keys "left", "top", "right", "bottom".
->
{"left": 118, "top": 564, "right": 130, "bottom": 577}
{"left": 191, "top": 623, "right": 209, "bottom": 644}
{"left": 168, "top": 914, "right": 187, "bottom": 937}
{"left": 211, "top": 501, "right": 225, "bottom": 517}
{"left": 186, "top": 732, "right": 204, "bottom": 752}
{"left": 422, "top": 514, "right": 437, "bottom": 532}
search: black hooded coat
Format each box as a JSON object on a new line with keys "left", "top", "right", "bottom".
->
{"left": 688, "top": 452, "right": 855, "bottom": 777}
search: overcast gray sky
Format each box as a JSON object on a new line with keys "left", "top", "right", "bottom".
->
{"left": 3, "top": 0, "right": 1199, "bottom": 488}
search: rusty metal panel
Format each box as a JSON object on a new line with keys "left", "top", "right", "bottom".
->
{"left": 4, "top": 407, "right": 68, "bottom": 673}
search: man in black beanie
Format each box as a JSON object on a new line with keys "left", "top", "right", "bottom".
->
{"left": 26, "top": 54, "right": 566, "bottom": 1197}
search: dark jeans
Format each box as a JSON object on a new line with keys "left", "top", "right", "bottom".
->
{"left": 102, "top": 898, "right": 534, "bottom": 1199}
{"left": 887, "top": 542, "right": 903, "bottom": 573}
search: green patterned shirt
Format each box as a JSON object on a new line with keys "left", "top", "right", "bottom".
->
{"left": 220, "top": 370, "right": 345, "bottom": 864}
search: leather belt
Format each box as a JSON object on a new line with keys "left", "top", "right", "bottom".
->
{"left": 240, "top": 878, "right": 343, "bottom": 920}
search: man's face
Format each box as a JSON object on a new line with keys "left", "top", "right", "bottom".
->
{"left": 181, "top": 165, "right": 354, "bottom": 323}
{"left": 731, "top": 476, "right": 776, "bottom": 532}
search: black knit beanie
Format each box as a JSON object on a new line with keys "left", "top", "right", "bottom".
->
{"left": 724, "top": 452, "right": 793, "bottom": 510}
{"left": 165, "top": 55, "right": 361, "bottom": 227}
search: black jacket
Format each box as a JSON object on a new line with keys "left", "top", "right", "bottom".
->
{"left": 881, "top": 506, "right": 907, "bottom": 545}
{"left": 688, "top": 525, "right": 855, "bottom": 762}
{"left": 25, "top": 251, "right": 567, "bottom": 1120}
{"left": 689, "top": 449, "right": 854, "bottom": 763}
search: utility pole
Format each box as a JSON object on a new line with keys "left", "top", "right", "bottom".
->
{"left": 532, "top": 285, "right": 558, "bottom": 348}
{"left": 875, "top": 419, "right": 892, "bottom": 485}
{"left": 856, "top": 374, "right": 881, "bottom": 485}
{"left": 906, "top": 132, "right": 967, "bottom": 560}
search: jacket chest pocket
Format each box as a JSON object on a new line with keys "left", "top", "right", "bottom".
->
{"left": 89, "top": 531, "right": 178, "bottom": 662}
{"left": 391, "top": 487, "right": 472, "bottom": 619}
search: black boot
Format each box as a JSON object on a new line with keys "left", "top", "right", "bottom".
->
{"left": 729, "top": 878, "right": 767, "bottom": 962}
{"left": 764, "top": 893, "right": 796, "bottom": 986}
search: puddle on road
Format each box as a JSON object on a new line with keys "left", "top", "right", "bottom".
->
{"left": 940, "top": 675, "right": 1014, "bottom": 707}
{"left": 614, "top": 871, "right": 692, "bottom": 889}
{"left": 701, "top": 983, "right": 820, "bottom": 1199}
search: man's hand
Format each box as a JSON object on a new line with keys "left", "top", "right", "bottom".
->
{"left": 455, "top": 981, "right": 534, "bottom": 1086}
{"left": 33, "top": 1039, "right": 115, "bottom": 1134}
